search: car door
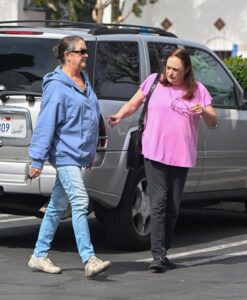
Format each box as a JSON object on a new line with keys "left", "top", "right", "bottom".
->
{"left": 185, "top": 45, "right": 247, "bottom": 192}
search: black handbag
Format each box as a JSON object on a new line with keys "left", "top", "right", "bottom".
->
{"left": 126, "top": 74, "right": 160, "bottom": 170}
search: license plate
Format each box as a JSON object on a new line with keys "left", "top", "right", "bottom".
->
{"left": 0, "top": 116, "right": 12, "bottom": 136}
{"left": 0, "top": 114, "right": 27, "bottom": 138}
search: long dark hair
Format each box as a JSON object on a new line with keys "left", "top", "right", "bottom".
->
{"left": 53, "top": 35, "right": 85, "bottom": 64}
{"left": 160, "top": 48, "right": 197, "bottom": 100}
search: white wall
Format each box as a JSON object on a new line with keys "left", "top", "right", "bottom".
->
{"left": 0, "top": 0, "right": 45, "bottom": 23}
{"left": 1, "top": 0, "right": 20, "bottom": 21}
{"left": 1, "top": 0, "right": 246, "bottom": 56}
{"left": 123, "top": 0, "right": 247, "bottom": 56}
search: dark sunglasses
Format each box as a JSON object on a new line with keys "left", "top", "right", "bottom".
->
{"left": 71, "top": 48, "right": 88, "bottom": 55}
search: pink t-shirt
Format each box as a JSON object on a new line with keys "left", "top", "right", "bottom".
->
{"left": 140, "top": 73, "right": 212, "bottom": 168}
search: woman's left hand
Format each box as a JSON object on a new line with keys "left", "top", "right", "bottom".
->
{"left": 190, "top": 104, "right": 204, "bottom": 115}
{"left": 193, "top": 104, "right": 218, "bottom": 128}
{"left": 86, "top": 159, "right": 95, "bottom": 170}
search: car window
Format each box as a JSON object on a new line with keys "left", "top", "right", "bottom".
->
{"left": 185, "top": 47, "right": 237, "bottom": 107}
{"left": 94, "top": 41, "right": 140, "bottom": 101}
{"left": 0, "top": 37, "right": 59, "bottom": 93}
{"left": 0, "top": 37, "right": 95, "bottom": 93}
{"left": 148, "top": 42, "right": 177, "bottom": 73}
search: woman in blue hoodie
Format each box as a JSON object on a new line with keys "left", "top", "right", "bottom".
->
{"left": 27, "top": 35, "right": 111, "bottom": 278}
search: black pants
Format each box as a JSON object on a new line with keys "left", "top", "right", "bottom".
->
{"left": 144, "top": 159, "right": 189, "bottom": 259}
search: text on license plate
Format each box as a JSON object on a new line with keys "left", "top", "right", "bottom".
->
{"left": 0, "top": 117, "right": 12, "bottom": 135}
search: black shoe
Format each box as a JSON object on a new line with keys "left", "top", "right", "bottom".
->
{"left": 149, "top": 258, "right": 166, "bottom": 273}
{"left": 162, "top": 257, "right": 178, "bottom": 269}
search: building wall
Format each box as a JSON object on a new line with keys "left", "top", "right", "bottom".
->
{"left": 1, "top": 0, "right": 246, "bottom": 56}
{"left": 0, "top": 0, "right": 45, "bottom": 23}
{"left": 123, "top": 0, "right": 247, "bottom": 56}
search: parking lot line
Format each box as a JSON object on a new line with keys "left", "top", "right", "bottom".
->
{"left": 180, "top": 250, "right": 247, "bottom": 267}
{"left": 0, "top": 216, "right": 37, "bottom": 223}
{"left": 136, "top": 239, "right": 247, "bottom": 262}
{"left": 0, "top": 214, "right": 12, "bottom": 218}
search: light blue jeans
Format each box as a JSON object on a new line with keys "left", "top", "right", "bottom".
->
{"left": 33, "top": 165, "right": 95, "bottom": 263}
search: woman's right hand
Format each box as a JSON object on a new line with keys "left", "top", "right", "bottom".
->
{"left": 29, "top": 167, "right": 42, "bottom": 179}
{"left": 107, "top": 114, "right": 122, "bottom": 128}
{"left": 107, "top": 89, "right": 145, "bottom": 128}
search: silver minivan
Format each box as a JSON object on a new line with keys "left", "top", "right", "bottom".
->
{"left": 0, "top": 21, "right": 246, "bottom": 250}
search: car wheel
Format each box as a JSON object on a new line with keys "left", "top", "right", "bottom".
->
{"left": 102, "top": 166, "right": 151, "bottom": 250}
{"left": 93, "top": 201, "right": 105, "bottom": 223}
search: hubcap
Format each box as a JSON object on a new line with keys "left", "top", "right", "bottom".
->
{"left": 132, "top": 177, "right": 151, "bottom": 237}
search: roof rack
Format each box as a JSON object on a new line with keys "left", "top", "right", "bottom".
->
{"left": 91, "top": 23, "right": 177, "bottom": 37}
{"left": 0, "top": 20, "right": 104, "bottom": 29}
{"left": 0, "top": 20, "right": 177, "bottom": 37}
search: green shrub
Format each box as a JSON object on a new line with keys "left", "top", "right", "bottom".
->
{"left": 224, "top": 55, "right": 247, "bottom": 90}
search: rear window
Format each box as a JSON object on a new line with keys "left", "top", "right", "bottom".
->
{"left": 94, "top": 41, "right": 140, "bottom": 101}
{"left": 0, "top": 37, "right": 95, "bottom": 93}
{"left": 148, "top": 42, "right": 177, "bottom": 73}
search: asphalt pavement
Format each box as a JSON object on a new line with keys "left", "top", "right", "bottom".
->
{"left": 0, "top": 202, "right": 247, "bottom": 300}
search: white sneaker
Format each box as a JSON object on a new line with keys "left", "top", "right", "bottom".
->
{"left": 85, "top": 256, "right": 111, "bottom": 278}
{"left": 28, "top": 255, "right": 62, "bottom": 274}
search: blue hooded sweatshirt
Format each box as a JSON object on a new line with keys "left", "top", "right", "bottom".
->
{"left": 29, "top": 66, "right": 100, "bottom": 170}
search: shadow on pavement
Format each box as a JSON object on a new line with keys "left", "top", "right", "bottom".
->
{"left": 0, "top": 202, "right": 247, "bottom": 255}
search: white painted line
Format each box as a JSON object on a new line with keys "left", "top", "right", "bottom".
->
{"left": 0, "top": 214, "right": 12, "bottom": 218}
{"left": 136, "top": 240, "right": 247, "bottom": 262}
{"left": 0, "top": 216, "right": 37, "bottom": 223}
{"left": 181, "top": 250, "right": 247, "bottom": 267}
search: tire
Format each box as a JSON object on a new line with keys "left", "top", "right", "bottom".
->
{"left": 102, "top": 166, "right": 151, "bottom": 250}
{"left": 244, "top": 202, "right": 247, "bottom": 213}
{"left": 93, "top": 201, "right": 105, "bottom": 223}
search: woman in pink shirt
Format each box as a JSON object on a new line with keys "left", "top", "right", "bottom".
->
{"left": 108, "top": 48, "right": 217, "bottom": 272}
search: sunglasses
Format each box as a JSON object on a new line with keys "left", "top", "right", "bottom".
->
{"left": 70, "top": 48, "right": 88, "bottom": 55}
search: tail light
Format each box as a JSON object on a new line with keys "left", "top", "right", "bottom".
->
{"left": 97, "top": 114, "right": 108, "bottom": 151}
{"left": 0, "top": 31, "right": 43, "bottom": 35}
